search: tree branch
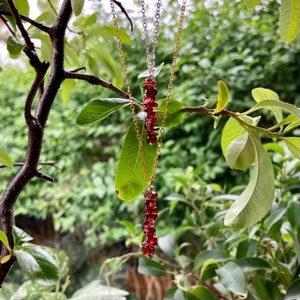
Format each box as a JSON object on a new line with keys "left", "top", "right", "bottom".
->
{"left": 64, "top": 71, "right": 130, "bottom": 99}
{"left": 6, "top": 0, "right": 35, "bottom": 51}
{"left": 0, "top": 11, "right": 50, "bottom": 33}
{"left": 0, "top": 0, "right": 72, "bottom": 286}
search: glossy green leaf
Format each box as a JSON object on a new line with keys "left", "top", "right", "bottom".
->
{"left": 285, "top": 278, "right": 300, "bottom": 300}
{"left": 15, "top": 246, "right": 59, "bottom": 286}
{"left": 115, "top": 122, "right": 157, "bottom": 201}
{"left": 237, "top": 257, "right": 271, "bottom": 272}
{"left": 12, "top": 226, "right": 33, "bottom": 247}
{"left": 6, "top": 36, "right": 23, "bottom": 57}
{"left": 156, "top": 99, "right": 185, "bottom": 127}
{"left": 14, "top": 0, "right": 29, "bottom": 16}
{"left": 193, "top": 249, "right": 228, "bottom": 271}
{"left": 187, "top": 286, "right": 218, "bottom": 300}
{"left": 0, "top": 230, "right": 11, "bottom": 253}
{"left": 213, "top": 80, "right": 230, "bottom": 113}
{"left": 215, "top": 261, "right": 247, "bottom": 297}
{"left": 224, "top": 133, "right": 255, "bottom": 170}
{"left": 61, "top": 79, "right": 74, "bottom": 105}
{"left": 0, "top": 147, "right": 13, "bottom": 167}
{"left": 254, "top": 276, "right": 280, "bottom": 299}
{"left": 71, "top": 0, "right": 85, "bottom": 16}
{"left": 224, "top": 129, "right": 275, "bottom": 229}
{"left": 244, "top": 100, "right": 300, "bottom": 120}
{"left": 281, "top": 137, "right": 300, "bottom": 159}
{"left": 244, "top": 0, "right": 261, "bottom": 9}
{"left": 221, "top": 118, "right": 246, "bottom": 155}
{"left": 287, "top": 202, "right": 300, "bottom": 228}
{"left": 221, "top": 118, "right": 256, "bottom": 169}
{"left": 251, "top": 88, "right": 282, "bottom": 121}
{"left": 252, "top": 87, "right": 279, "bottom": 102}
{"left": 70, "top": 280, "right": 129, "bottom": 299}
{"left": 138, "top": 256, "right": 166, "bottom": 276}
{"left": 76, "top": 98, "right": 130, "bottom": 126}
{"left": 279, "top": 0, "right": 300, "bottom": 43}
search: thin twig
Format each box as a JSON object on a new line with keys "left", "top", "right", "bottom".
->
{"left": 0, "top": 161, "right": 59, "bottom": 169}
{"left": 112, "top": 0, "right": 134, "bottom": 31}
{"left": 64, "top": 71, "right": 130, "bottom": 99}
{"left": 0, "top": 11, "right": 50, "bottom": 33}
{"left": 6, "top": 0, "right": 35, "bottom": 51}
{"left": 0, "top": 14, "right": 15, "bottom": 37}
{"left": 36, "top": 171, "right": 54, "bottom": 182}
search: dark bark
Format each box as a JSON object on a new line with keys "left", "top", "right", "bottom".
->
{"left": 0, "top": 0, "right": 72, "bottom": 286}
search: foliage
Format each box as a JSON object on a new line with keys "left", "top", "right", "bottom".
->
{"left": 102, "top": 144, "right": 300, "bottom": 298}
{"left": 0, "top": 0, "right": 299, "bottom": 298}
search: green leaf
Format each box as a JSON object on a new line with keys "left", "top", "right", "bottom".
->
{"left": 61, "top": 79, "right": 74, "bottom": 105}
{"left": 224, "top": 129, "right": 275, "bottom": 229}
{"left": 118, "top": 220, "right": 136, "bottom": 237}
{"left": 237, "top": 257, "right": 272, "bottom": 272}
{"left": 70, "top": 280, "right": 129, "bottom": 299}
{"left": 137, "top": 256, "right": 166, "bottom": 276}
{"left": 12, "top": 226, "right": 33, "bottom": 247}
{"left": 244, "top": 0, "right": 261, "bottom": 9}
{"left": 224, "top": 133, "right": 255, "bottom": 170}
{"left": 14, "top": 0, "right": 29, "bottom": 16}
{"left": 215, "top": 262, "right": 247, "bottom": 297}
{"left": 251, "top": 87, "right": 282, "bottom": 121}
{"left": 187, "top": 286, "right": 218, "bottom": 300}
{"left": 0, "top": 147, "right": 13, "bottom": 167}
{"left": 71, "top": 0, "right": 85, "bottom": 16}
{"left": 115, "top": 122, "right": 157, "bottom": 201}
{"left": 252, "top": 88, "right": 279, "bottom": 102}
{"left": 285, "top": 279, "right": 300, "bottom": 300}
{"left": 156, "top": 99, "right": 185, "bottom": 127}
{"left": 76, "top": 98, "right": 130, "bottom": 126}
{"left": 279, "top": 0, "right": 300, "bottom": 43}
{"left": 221, "top": 118, "right": 256, "bottom": 169}
{"left": 15, "top": 246, "right": 59, "bottom": 286}
{"left": 193, "top": 249, "right": 228, "bottom": 271}
{"left": 6, "top": 36, "right": 23, "bottom": 57}
{"left": 287, "top": 202, "right": 300, "bottom": 228}
{"left": 280, "top": 137, "right": 300, "bottom": 159}
{"left": 244, "top": 100, "right": 300, "bottom": 120}
{"left": 0, "top": 230, "right": 12, "bottom": 253}
{"left": 213, "top": 80, "right": 230, "bottom": 113}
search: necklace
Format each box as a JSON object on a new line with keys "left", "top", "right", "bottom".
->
{"left": 110, "top": 0, "right": 187, "bottom": 258}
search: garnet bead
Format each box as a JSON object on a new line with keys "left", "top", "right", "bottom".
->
{"left": 142, "top": 187, "right": 159, "bottom": 258}
{"left": 143, "top": 78, "right": 159, "bottom": 145}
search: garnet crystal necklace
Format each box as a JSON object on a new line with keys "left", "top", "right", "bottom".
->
{"left": 110, "top": 0, "right": 187, "bottom": 258}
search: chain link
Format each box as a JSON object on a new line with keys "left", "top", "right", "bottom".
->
{"left": 140, "top": 0, "right": 161, "bottom": 77}
{"left": 110, "top": 0, "right": 187, "bottom": 189}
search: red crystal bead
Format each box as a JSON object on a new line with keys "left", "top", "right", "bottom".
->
{"left": 142, "top": 243, "right": 155, "bottom": 258}
{"left": 146, "top": 235, "right": 158, "bottom": 246}
{"left": 144, "top": 78, "right": 159, "bottom": 144}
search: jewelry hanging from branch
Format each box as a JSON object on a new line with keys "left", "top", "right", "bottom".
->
{"left": 110, "top": 0, "right": 187, "bottom": 258}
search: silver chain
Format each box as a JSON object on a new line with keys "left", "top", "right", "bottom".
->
{"left": 140, "top": 0, "right": 161, "bottom": 77}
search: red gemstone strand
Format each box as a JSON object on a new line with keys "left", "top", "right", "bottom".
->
{"left": 144, "top": 78, "right": 159, "bottom": 144}
{"left": 142, "top": 187, "right": 158, "bottom": 258}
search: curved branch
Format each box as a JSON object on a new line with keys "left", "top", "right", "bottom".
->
{"left": 64, "top": 71, "right": 130, "bottom": 99}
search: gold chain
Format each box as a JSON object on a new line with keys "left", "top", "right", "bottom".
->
{"left": 148, "top": 0, "right": 187, "bottom": 188}
{"left": 110, "top": 0, "right": 150, "bottom": 181}
{"left": 110, "top": 0, "right": 187, "bottom": 187}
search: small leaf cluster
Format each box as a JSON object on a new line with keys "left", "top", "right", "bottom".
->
{"left": 0, "top": 227, "right": 59, "bottom": 287}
